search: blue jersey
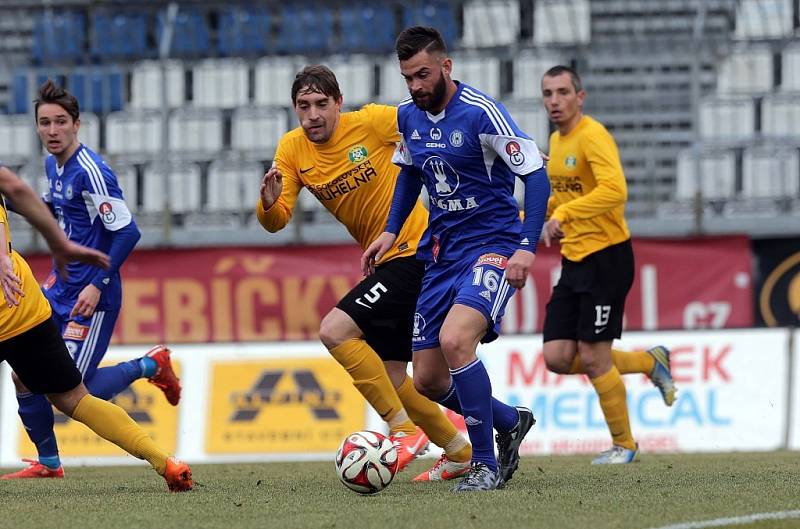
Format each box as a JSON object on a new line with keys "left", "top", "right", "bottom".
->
{"left": 392, "top": 82, "right": 545, "bottom": 262}
{"left": 42, "top": 144, "right": 136, "bottom": 311}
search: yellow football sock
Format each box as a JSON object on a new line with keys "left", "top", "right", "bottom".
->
{"left": 590, "top": 367, "right": 636, "bottom": 450}
{"left": 330, "top": 339, "right": 415, "bottom": 435}
{"left": 570, "top": 349, "right": 655, "bottom": 375}
{"left": 71, "top": 394, "right": 169, "bottom": 474}
{"left": 396, "top": 376, "right": 472, "bottom": 462}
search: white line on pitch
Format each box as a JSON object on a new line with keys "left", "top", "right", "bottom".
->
{"left": 646, "top": 510, "right": 800, "bottom": 529}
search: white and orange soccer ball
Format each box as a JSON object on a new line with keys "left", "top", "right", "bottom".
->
{"left": 335, "top": 430, "right": 399, "bottom": 494}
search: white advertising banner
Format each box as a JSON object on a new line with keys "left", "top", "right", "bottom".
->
{"left": 790, "top": 330, "right": 800, "bottom": 449}
{"left": 479, "top": 329, "right": 789, "bottom": 455}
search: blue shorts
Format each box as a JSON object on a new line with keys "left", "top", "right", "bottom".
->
{"left": 411, "top": 247, "right": 517, "bottom": 351}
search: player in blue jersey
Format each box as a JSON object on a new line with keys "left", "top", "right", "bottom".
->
{"left": 363, "top": 26, "right": 551, "bottom": 492}
{"left": 1, "top": 80, "right": 182, "bottom": 480}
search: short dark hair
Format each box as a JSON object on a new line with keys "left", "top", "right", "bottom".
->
{"left": 35, "top": 79, "right": 80, "bottom": 122}
{"left": 395, "top": 26, "right": 447, "bottom": 61}
{"left": 291, "top": 65, "right": 342, "bottom": 105}
{"left": 543, "top": 65, "right": 583, "bottom": 93}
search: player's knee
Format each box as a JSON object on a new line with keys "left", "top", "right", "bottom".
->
{"left": 47, "top": 383, "right": 88, "bottom": 417}
{"left": 10, "top": 371, "right": 29, "bottom": 393}
{"left": 438, "top": 331, "right": 469, "bottom": 360}
{"left": 413, "top": 374, "right": 445, "bottom": 400}
{"left": 319, "top": 310, "right": 359, "bottom": 350}
{"left": 543, "top": 351, "right": 572, "bottom": 374}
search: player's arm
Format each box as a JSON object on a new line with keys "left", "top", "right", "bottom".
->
{"left": 550, "top": 130, "right": 627, "bottom": 225}
{"left": 0, "top": 216, "right": 23, "bottom": 307}
{"left": 0, "top": 165, "right": 109, "bottom": 273}
{"left": 256, "top": 148, "right": 303, "bottom": 233}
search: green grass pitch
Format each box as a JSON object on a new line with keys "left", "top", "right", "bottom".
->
{"left": 1, "top": 452, "right": 798, "bottom": 529}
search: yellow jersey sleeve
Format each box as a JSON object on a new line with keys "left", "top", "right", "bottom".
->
{"left": 255, "top": 136, "right": 305, "bottom": 233}
{"left": 363, "top": 104, "right": 401, "bottom": 145}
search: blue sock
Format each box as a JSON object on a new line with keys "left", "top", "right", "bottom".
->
{"left": 85, "top": 360, "right": 143, "bottom": 400}
{"left": 139, "top": 356, "right": 157, "bottom": 378}
{"left": 450, "top": 359, "right": 497, "bottom": 471}
{"left": 17, "top": 392, "right": 60, "bottom": 469}
{"left": 438, "top": 378, "right": 519, "bottom": 434}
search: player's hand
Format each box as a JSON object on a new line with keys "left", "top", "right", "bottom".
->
{"left": 542, "top": 218, "right": 564, "bottom": 247}
{"left": 361, "top": 232, "right": 397, "bottom": 276}
{"left": 71, "top": 283, "right": 101, "bottom": 318}
{"left": 52, "top": 241, "right": 110, "bottom": 280}
{"left": 260, "top": 164, "right": 283, "bottom": 211}
{"left": 0, "top": 254, "right": 23, "bottom": 307}
{"left": 540, "top": 151, "right": 550, "bottom": 161}
{"left": 506, "top": 249, "right": 536, "bottom": 289}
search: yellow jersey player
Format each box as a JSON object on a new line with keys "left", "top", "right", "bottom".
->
{"left": 540, "top": 65, "right": 676, "bottom": 464}
{"left": 0, "top": 164, "right": 192, "bottom": 491}
{"left": 256, "top": 65, "right": 472, "bottom": 480}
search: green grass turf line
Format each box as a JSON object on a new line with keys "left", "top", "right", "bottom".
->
{"left": 0, "top": 452, "right": 798, "bottom": 529}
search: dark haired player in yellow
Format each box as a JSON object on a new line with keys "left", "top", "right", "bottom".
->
{"left": 257, "top": 65, "right": 471, "bottom": 481}
{"left": 540, "top": 65, "right": 676, "bottom": 464}
{"left": 0, "top": 164, "right": 192, "bottom": 491}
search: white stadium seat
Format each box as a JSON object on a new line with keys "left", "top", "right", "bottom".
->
{"left": 502, "top": 102, "right": 551, "bottom": 149}
{"left": 781, "top": 44, "right": 800, "bottom": 91}
{"left": 193, "top": 58, "right": 249, "bottom": 109}
{"left": 129, "top": 60, "right": 185, "bottom": 109}
{"left": 105, "top": 110, "right": 163, "bottom": 158}
{"left": 742, "top": 147, "right": 800, "bottom": 198}
{"left": 206, "top": 158, "right": 264, "bottom": 212}
{"left": 698, "top": 96, "right": 756, "bottom": 141}
{"left": 17, "top": 161, "right": 49, "bottom": 197}
{"left": 675, "top": 148, "right": 737, "bottom": 200}
{"left": 254, "top": 57, "right": 303, "bottom": 107}
{"left": 533, "top": 0, "right": 591, "bottom": 46}
{"left": 379, "top": 55, "right": 408, "bottom": 104}
{"left": 762, "top": 93, "right": 800, "bottom": 137}
{"left": 168, "top": 108, "right": 224, "bottom": 156}
{"left": 323, "top": 56, "right": 374, "bottom": 107}
{"left": 231, "top": 106, "right": 289, "bottom": 158}
{"left": 511, "top": 51, "right": 565, "bottom": 100}
{"left": 717, "top": 45, "right": 773, "bottom": 94}
{"left": 114, "top": 164, "right": 139, "bottom": 213}
{"left": 142, "top": 161, "right": 202, "bottom": 214}
{"left": 462, "top": 0, "right": 520, "bottom": 48}
{"left": 0, "top": 115, "right": 37, "bottom": 164}
{"left": 734, "top": 0, "right": 794, "bottom": 40}
{"left": 450, "top": 54, "right": 501, "bottom": 98}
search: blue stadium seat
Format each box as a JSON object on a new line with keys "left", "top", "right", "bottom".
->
{"left": 218, "top": 6, "right": 272, "bottom": 56}
{"left": 403, "top": 1, "right": 459, "bottom": 48}
{"left": 277, "top": 5, "right": 333, "bottom": 54}
{"left": 340, "top": 4, "right": 396, "bottom": 53}
{"left": 157, "top": 8, "right": 210, "bottom": 57}
{"left": 91, "top": 11, "right": 149, "bottom": 61}
{"left": 68, "top": 67, "right": 124, "bottom": 114}
{"left": 32, "top": 11, "right": 86, "bottom": 64}
{"left": 10, "top": 71, "right": 55, "bottom": 114}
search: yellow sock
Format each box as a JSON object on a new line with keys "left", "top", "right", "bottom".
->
{"left": 330, "top": 339, "right": 415, "bottom": 435}
{"left": 570, "top": 349, "right": 655, "bottom": 375}
{"left": 396, "top": 376, "right": 472, "bottom": 462}
{"left": 590, "top": 367, "right": 636, "bottom": 450}
{"left": 71, "top": 394, "right": 169, "bottom": 474}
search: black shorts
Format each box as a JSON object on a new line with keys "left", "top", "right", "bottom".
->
{"left": 336, "top": 256, "right": 424, "bottom": 362}
{"left": 543, "top": 239, "right": 634, "bottom": 343}
{"left": 0, "top": 317, "right": 83, "bottom": 394}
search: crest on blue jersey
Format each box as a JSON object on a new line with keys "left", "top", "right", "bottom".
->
{"left": 449, "top": 129, "right": 464, "bottom": 148}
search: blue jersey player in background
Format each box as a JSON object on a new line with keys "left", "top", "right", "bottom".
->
{"left": 2, "top": 80, "right": 182, "bottom": 480}
{"left": 363, "top": 27, "right": 551, "bottom": 492}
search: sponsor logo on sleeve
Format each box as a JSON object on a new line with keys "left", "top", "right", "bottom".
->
{"left": 505, "top": 141, "right": 525, "bottom": 166}
{"left": 99, "top": 202, "right": 116, "bottom": 224}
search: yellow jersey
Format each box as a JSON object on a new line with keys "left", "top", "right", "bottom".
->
{"left": 256, "top": 104, "right": 428, "bottom": 263}
{"left": 0, "top": 199, "right": 52, "bottom": 341}
{"left": 546, "top": 115, "right": 631, "bottom": 262}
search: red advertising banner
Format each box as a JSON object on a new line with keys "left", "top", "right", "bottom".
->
{"left": 25, "top": 236, "right": 753, "bottom": 344}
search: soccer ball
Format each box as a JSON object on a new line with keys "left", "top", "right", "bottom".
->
{"left": 335, "top": 430, "right": 399, "bottom": 494}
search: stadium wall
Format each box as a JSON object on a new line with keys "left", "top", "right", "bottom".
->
{"left": 0, "top": 328, "right": 796, "bottom": 467}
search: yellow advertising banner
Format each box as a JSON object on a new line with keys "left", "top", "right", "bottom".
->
{"left": 206, "top": 358, "right": 366, "bottom": 454}
{"left": 18, "top": 362, "right": 180, "bottom": 458}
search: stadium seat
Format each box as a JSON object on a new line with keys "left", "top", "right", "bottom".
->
{"left": 105, "top": 110, "right": 163, "bottom": 159}
{"left": 379, "top": 55, "right": 408, "bottom": 104}
{"left": 339, "top": 4, "right": 396, "bottom": 53}
{"left": 675, "top": 148, "right": 737, "bottom": 200}
{"left": 231, "top": 106, "right": 290, "bottom": 159}
{"left": 734, "top": 0, "right": 793, "bottom": 40}
{"left": 68, "top": 67, "right": 124, "bottom": 114}
{"left": 742, "top": 147, "right": 800, "bottom": 198}
{"left": 17, "top": 161, "right": 50, "bottom": 198}
{"left": 462, "top": 0, "right": 520, "bottom": 48}
{"left": 323, "top": 56, "right": 374, "bottom": 106}
{"left": 502, "top": 103, "right": 551, "bottom": 149}
{"left": 450, "top": 54, "right": 501, "bottom": 98}
{"left": 698, "top": 96, "right": 756, "bottom": 141}
{"left": 156, "top": 8, "right": 210, "bottom": 58}
{"left": 403, "top": 1, "right": 459, "bottom": 47}
{"left": 762, "top": 94, "right": 800, "bottom": 137}
{"left": 254, "top": 57, "right": 302, "bottom": 107}
{"left": 511, "top": 51, "right": 565, "bottom": 100}
{"left": 90, "top": 11, "right": 149, "bottom": 61}
{"left": 716, "top": 45, "right": 774, "bottom": 94}
{"left": 0, "top": 115, "right": 37, "bottom": 165}
{"left": 32, "top": 11, "right": 86, "bottom": 64}
{"left": 206, "top": 158, "right": 264, "bottom": 212}
{"left": 533, "top": 0, "right": 591, "bottom": 46}
{"left": 277, "top": 5, "right": 333, "bottom": 54}
{"left": 217, "top": 6, "right": 272, "bottom": 57}
{"left": 114, "top": 164, "right": 140, "bottom": 213}
{"left": 76, "top": 112, "right": 100, "bottom": 152}
{"left": 192, "top": 59, "right": 249, "bottom": 109}
{"left": 781, "top": 44, "right": 800, "bottom": 91}
{"left": 130, "top": 60, "right": 185, "bottom": 109}
{"left": 168, "top": 108, "right": 224, "bottom": 158}
{"left": 142, "top": 161, "right": 202, "bottom": 214}
{"left": 9, "top": 70, "right": 51, "bottom": 114}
